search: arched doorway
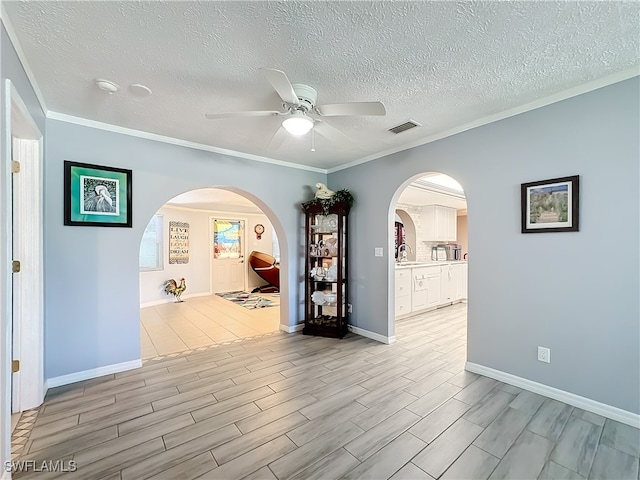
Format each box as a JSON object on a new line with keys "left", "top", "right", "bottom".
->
{"left": 389, "top": 172, "right": 468, "bottom": 348}
{"left": 394, "top": 209, "right": 416, "bottom": 262}
{"left": 138, "top": 187, "right": 286, "bottom": 358}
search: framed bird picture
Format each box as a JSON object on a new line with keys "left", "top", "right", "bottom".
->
{"left": 64, "top": 161, "right": 132, "bottom": 227}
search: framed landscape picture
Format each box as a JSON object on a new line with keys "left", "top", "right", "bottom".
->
{"left": 521, "top": 175, "right": 579, "bottom": 233}
{"left": 64, "top": 161, "right": 132, "bottom": 227}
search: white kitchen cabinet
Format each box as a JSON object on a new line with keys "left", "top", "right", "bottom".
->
{"left": 442, "top": 263, "right": 466, "bottom": 304}
{"left": 460, "top": 263, "right": 468, "bottom": 300}
{"left": 421, "top": 205, "right": 457, "bottom": 242}
{"left": 395, "top": 269, "right": 412, "bottom": 317}
{"left": 396, "top": 262, "right": 465, "bottom": 318}
{"left": 412, "top": 274, "right": 428, "bottom": 311}
{"left": 452, "top": 264, "right": 464, "bottom": 302}
{"left": 425, "top": 270, "right": 441, "bottom": 308}
{"left": 412, "top": 266, "right": 440, "bottom": 312}
{"left": 440, "top": 264, "right": 454, "bottom": 304}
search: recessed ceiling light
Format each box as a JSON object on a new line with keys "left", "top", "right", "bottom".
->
{"left": 95, "top": 78, "right": 119, "bottom": 94}
{"left": 129, "top": 83, "right": 152, "bottom": 97}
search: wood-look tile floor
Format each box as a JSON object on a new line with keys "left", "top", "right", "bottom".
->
{"left": 140, "top": 294, "right": 281, "bottom": 359}
{"left": 14, "top": 303, "right": 640, "bottom": 479}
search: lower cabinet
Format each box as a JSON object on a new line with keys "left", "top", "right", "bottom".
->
{"left": 440, "top": 265, "right": 453, "bottom": 304}
{"left": 395, "top": 269, "right": 412, "bottom": 317}
{"left": 425, "top": 272, "right": 441, "bottom": 308}
{"left": 395, "top": 263, "right": 467, "bottom": 318}
{"left": 461, "top": 263, "right": 468, "bottom": 300}
{"left": 441, "top": 263, "right": 466, "bottom": 304}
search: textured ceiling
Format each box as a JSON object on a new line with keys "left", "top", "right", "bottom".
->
{"left": 2, "top": 1, "right": 639, "bottom": 171}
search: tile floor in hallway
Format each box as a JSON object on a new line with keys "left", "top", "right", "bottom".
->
{"left": 140, "top": 293, "right": 281, "bottom": 359}
{"left": 13, "top": 303, "right": 640, "bottom": 479}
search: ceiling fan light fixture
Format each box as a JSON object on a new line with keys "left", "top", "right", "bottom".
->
{"left": 282, "top": 112, "right": 313, "bottom": 136}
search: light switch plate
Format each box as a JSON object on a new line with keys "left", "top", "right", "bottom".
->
{"left": 374, "top": 247, "right": 383, "bottom": 257}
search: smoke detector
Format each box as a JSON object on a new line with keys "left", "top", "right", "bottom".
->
{"left": 95, "top": 78, "right": 119, "bottom": 94}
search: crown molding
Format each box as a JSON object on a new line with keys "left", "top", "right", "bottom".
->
{"left": 47, "top": 112, "right": 326, "bottom": 174}
{"left": 4, "top": 6, "right": 637, "bottom": 176}
{"left": 0, "top": 10, "right": 48, "bottom": 114}
{"left": 329, "top": 66, "right": 640, "bottom": 174}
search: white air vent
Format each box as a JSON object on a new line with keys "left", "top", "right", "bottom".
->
{"left": 388, "top": 120, "right": 421, "bottom": 134}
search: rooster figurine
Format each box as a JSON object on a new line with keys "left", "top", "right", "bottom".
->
{"left": 163, "top": 278, "right": 186, "bottom": 302}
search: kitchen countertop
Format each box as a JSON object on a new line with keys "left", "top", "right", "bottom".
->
{"left": 395, "top": 261, "right": 467, "bottom": 269}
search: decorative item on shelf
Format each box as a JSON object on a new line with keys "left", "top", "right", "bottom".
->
{"left": 163, "top": 278, "right": 186, "bottom": 302}
{"left": 310, "top": 267, "right": 327, "bottom": 280}
{"left": 323, "top": 237, "right": 338, "bottom": 255}
{"left": 254, "top": 223, "right": 265, "bottom": 239}
{"left": 314, "top": 183, "right": 335, "bottom": 199}
{"left": 302, "top": 188, "right": 354, "bottom": 215}
{"left": 326, "top": 265, "right": 338, "bottom": 281}
{"left": 324, "top": 215, "right": 338, "bottom": 232}
{"left": 324, "top": 292, "right": 337, "bottom": 305}
{"left": 311, "top": 291, "right": 326, "bottom": 305}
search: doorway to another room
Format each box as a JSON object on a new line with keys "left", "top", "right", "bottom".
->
{"left": 391, "top": 173, "right": 468, "bottom": 353}
{"left": 138, "top": 188, "right": 281, "bottom": 359}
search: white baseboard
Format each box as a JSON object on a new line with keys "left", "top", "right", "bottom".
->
{"left": 45, "top": 359, "right": 143, "bottom": 390}
{"left": 465, "top": 362, "right": 640, "bottom": 429}
{"left": 140, "top": 291, "right": 210, "bottom": 308}
{"left": 280, "top": 323, "right": 304, "bottom": 333}
{"left": 350, "top": 326, "right": 396, "bottom": 345}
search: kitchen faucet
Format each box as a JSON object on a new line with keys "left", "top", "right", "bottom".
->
{"left": 397, "top": 243, "right": 413, "bottom": 263}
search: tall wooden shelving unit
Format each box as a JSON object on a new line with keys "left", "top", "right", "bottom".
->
{"left": 302, "top": 200, "right": 350, "bottom": 338}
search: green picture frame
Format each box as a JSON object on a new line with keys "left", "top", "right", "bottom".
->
{"left": 64, "top": 161, "right": 132, "bottom": 227}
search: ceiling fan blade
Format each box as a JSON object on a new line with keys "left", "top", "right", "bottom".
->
{"left": 315, "top": 101, "right": 386, "bottom": 117}
{"left": 313, "top": 120, "right": 351, "bottom": 143}
{"left": 205, "top": 110, "right": 281, "bottom": 120}
{"left": 267, "top": 126, "right": 290, "bottom": 150}
{"left": 260, "top": 68, "right": 299, "bottom": 105}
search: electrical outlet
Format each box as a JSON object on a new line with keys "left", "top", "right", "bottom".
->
{"left": 347, "top": 304, "right": 353, "bottom": 313}
{"left": 537, "top": 346, "right": 550, "bottom": 363}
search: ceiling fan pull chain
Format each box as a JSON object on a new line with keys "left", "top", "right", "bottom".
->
{"left": 311, "top": 128, "right": 316, "bottom": 152}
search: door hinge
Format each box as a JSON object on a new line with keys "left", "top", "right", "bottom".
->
{"left": 12, "top": 260, "right": 21, "bottom": 273}
{"left": 11, "top": 161, "right": 20, "bottom": 174}
{"left": 12, "top": 360, "right": 19, "bottom": 373}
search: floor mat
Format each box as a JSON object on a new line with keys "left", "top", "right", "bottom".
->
{"left": 215, "top": 291, "right": 279, "bottom": 309}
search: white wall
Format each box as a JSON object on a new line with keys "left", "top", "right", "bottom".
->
{"left": 139, "top": 206, "right": 275, "bottom": 305}
{"left": 330, "top": 77, "right": 640, "bottom": 416}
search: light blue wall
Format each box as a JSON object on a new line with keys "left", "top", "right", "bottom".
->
{"left": 329, "top": 77, "right": 640, "bottom": 414}
{"left": 44, "top": 120, "right": 324, "bottom": 379}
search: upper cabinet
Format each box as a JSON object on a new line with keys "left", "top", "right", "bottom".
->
{"left": 421, "top": 205, "right": 457, "bottom": 241}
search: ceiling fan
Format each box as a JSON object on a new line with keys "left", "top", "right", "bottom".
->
{"left": 205, "top": 68, "right": 386, "bottom": 148}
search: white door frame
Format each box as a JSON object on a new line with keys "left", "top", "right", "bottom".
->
{"left": 209, "top": 216, "right": 247, "bottom": 293}
{"left": 2, "top": 81, "right": 45, "bottom": 422}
